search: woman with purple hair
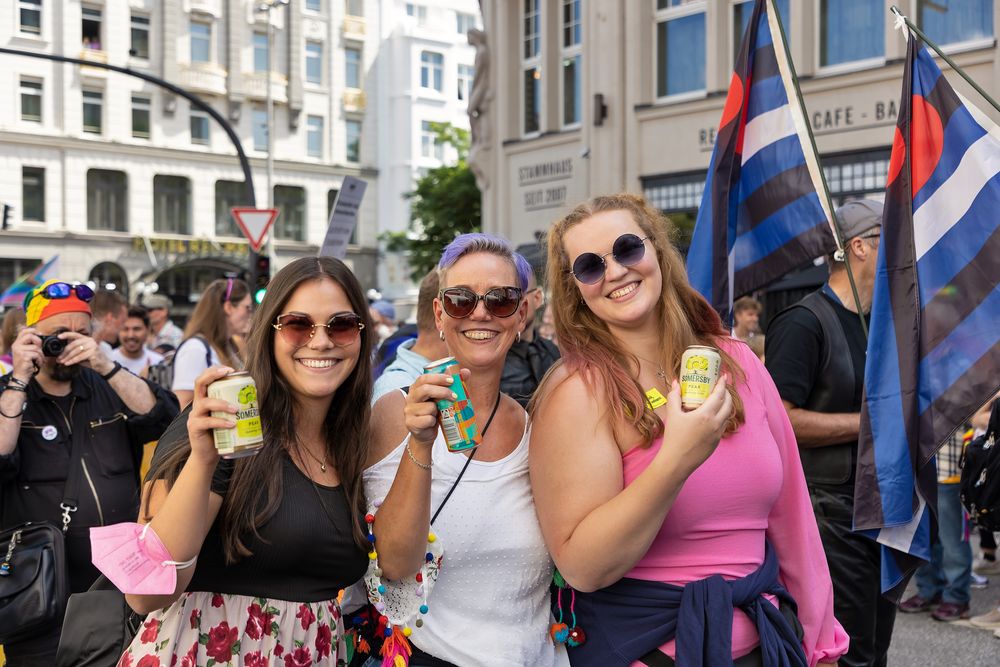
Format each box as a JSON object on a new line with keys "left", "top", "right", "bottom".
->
{"left": 363, "top": 233, "right": 569, "bottom": 666}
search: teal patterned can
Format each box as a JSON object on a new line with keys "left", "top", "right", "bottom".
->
{"left": 423, "top": 356, "right": 481, "bottom": 452}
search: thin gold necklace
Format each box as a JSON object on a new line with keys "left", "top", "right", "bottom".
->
{"left": 631, "top": 353, "right": 669, "bottom": 410}
{"left": 298, "top": 444, "right": 328, "bottom": 473}
{"left": 633, "top": 352, "right": 668, "bottom": 382}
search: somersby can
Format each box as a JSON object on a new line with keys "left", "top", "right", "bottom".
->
{"left": 680, "top": 346, "right": 722, "bottom": 410}
{"left": 423, "top": 356, "right": 481, "bottom": 452}
{"left": 208, "top": 371, "right": 264, "bottom": 459}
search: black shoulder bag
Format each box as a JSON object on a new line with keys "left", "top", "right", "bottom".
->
{"left": 960, "top": 399, "right": 1000, "bottom": 531}
{"left": 0, "top": 428, "right": 84, "bottom": 644}
{"left": 56, "top": 574, "right": 145, "bottom": 667}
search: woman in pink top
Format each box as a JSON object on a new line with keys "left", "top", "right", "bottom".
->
{"left": 530, "top": 194, "right": 848, "bottom": 666}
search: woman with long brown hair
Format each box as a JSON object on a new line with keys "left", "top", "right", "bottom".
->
{"left": 172, "top": 277, "right": 252, "bottom": 408}
{"left": 121, "top": 257, "right": 373, "bottom": 666}
{"left": 530, "top": 194, "right": 847, "bottom": 666}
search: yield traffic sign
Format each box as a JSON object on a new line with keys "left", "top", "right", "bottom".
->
{"left": 231, "top": 208, "right": 279, "bottom": 252}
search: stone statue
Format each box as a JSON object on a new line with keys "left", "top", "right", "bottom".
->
{"left": 467, "top": 27, "right": 493, "bottom": 191}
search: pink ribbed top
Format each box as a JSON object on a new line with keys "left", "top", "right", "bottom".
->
{"left": 621, "top": 340, "right": 848, "bottom": 666}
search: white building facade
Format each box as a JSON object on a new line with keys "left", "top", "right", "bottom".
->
{"left": 0, "top": 0, "right": 380, "bottom": 312}
{"left": 475, "top": 0, "right": 1000, "bottom": 253}
{"left": 373, "top": 0, "right": 480, "bottom": 300}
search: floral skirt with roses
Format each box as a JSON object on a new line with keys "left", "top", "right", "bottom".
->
{"left": 117, "top": 591, "right": 347, "bottom": 667}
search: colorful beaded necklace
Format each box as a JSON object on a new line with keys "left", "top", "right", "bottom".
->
{"left": 365, "top": 391, "right": 503, "bottom": 665}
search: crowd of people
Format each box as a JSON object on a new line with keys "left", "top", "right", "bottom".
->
{"left": 0, "top": 193, "right": 997, "bottom": 666}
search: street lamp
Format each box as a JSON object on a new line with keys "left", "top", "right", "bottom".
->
{"left": 256, "top": 0, "right": 289, "bottom": 266}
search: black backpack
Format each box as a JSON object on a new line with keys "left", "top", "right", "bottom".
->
{"left": 146, "top": 336, "right": 212, "bottom": 390}
{"left": 960, "top": 399, "right": 1000, "bottom": 531}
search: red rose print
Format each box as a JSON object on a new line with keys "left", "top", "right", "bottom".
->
{"left": 189, "top": 608, "right": 201, "bottom": 629}
{"left": 275, "top": 642, "right": 285, "bottom": 657}
{"left": 117, "top": 652, "right": 133, "bottom": 667}
{"left": 284, "top": 646, "right": 314, "bottom": 667}
{"left": 244, "top": 651, "right": 268, "bottom": 667}
{"left": 205, "top": 621, "right": 239, "bottom": 663}
{"left": 211, "top": 593, "right": 224, "bottom": 608}
{"left": 137, "top": 656, "right": 161, "bottom": 667}
{"left": 140, "top": 618, "right": 159, "bottom": 643}
{"left": 314, "top": 622, "right": 333, "bottom": 659}
{"left": 179, "top": 642, "right": 198, "bottom": 667}
{"left": 245, "top": 602, "right": 275, "bottom": 640}
{"left": 171, "top": 656, "right": 177, "bottom": 667}
{"left": 296, "top": 603, "right": 316, "bottom": 630}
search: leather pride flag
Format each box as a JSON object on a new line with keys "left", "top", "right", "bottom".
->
{"left": 686, "top": 0, "right": 835, "bottom": 320}
{"left": 853, "top": 33, "right": 1000, "bottom": 598}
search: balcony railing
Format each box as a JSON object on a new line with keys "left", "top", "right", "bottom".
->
{"left": 188, "top": 0, "right": 223, "bottom": 17}
{"left": 180, "top": 63, "right": 228, "bottom": 97}
{"left": 343, "top": 16, "right": 366, "bottom": 39}
{"left": 343, "top": 88, "right": 366, "bottom": 112}
{"left": 78, "top": 48, "right": 108, "bottom": 75}
{"left": 243, "top": 71, "right": 288, "bottom": 102}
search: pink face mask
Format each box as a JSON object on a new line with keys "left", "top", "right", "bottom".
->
{"left": 90, "top": 523, "right": 196, "bottom": 595}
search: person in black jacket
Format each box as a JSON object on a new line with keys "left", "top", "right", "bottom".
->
{"left": 0, "top": 280, "right": 179, "bottom": 666}
{"left": 765, "top": 200, "right": 895, "bottom": 667}
{"left": 501, "top": 261, "right": 560, "bottom": 408}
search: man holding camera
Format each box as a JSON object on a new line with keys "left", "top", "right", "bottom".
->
{"left": 0, "top": 280, "right": 179, "bottom": 665}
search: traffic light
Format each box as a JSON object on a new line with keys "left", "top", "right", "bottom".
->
{"left": 1, "top": 204, "right": 11, "bottom": 231}
{"left": 254, "top": 255, "right": 271, "bottom": 304}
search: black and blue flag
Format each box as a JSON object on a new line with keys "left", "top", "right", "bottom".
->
{"left": 686, "top": 0, "right": 836, "bottom": 318}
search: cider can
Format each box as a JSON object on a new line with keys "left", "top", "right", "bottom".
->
{"left": 423, "top": 356, "right": 480, "bottom": 452}
{"left": 208, "top": 371, "right": 264, "bottom": 459}
{"left": 680, "top": 346, "right": 722, "bottom": 410}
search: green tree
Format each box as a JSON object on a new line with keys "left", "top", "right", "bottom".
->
{"left": 383, "top": 123, "right": 481, "bottom": 282}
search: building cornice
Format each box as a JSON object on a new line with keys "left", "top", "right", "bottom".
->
{"left": 633, "top": 45, "right": 997, "bottom": 122}
{"left": 0, "top": 130, "right": 378, "bottom": 177}
{"left": 501, "top": 128, "right": 582, "bottom": 154}
{"left": 0, "top": 224, "right": 378, "bottom": 255}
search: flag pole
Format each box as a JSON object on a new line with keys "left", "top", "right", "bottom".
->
{"left": 768, "top": 0, "right": 869, "bottom": 339}
{"left": 890, "top": 6, "right": 1000, "bottom": 116}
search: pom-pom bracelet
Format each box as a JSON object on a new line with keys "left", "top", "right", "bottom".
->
{"left": 550, "top": 569, "right": 587, "bottom": 648}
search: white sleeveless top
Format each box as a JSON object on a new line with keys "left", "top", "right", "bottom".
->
{"left": 363, "top": 412, "right": 569, "bottom": 667}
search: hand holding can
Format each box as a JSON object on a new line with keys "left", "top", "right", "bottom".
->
{"left": 423, "top": 357, "right": 480, "bottom": 452}
{"left": 660, "top": 372, "right": 733, "bottom": 475}
{"left": 187, "top": 366, "right": 237, "bottom": 466}
{"left": 207, "top": 371, "right": 264, "bottom": 459}
{"left": 404, "top": 369, "right": 464, "bottom": 448}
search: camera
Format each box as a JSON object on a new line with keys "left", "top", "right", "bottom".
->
{"left": 40, "top": 335, "right": 68, "bottom": 357}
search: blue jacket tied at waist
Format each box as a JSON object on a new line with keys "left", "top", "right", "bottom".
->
{"left": 567, "top": 541, "right": 808, "bottom": 667}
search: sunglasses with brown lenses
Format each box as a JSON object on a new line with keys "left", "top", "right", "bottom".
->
{"left": 272, "top": 312, "right": 365, "bottom": 347}
{"left": 438, "top": 286, "right": 523, "bottom": 319}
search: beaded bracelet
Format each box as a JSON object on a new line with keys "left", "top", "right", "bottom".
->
{"left": 364, "top": 497, "right": 442, "bottom": 665}
{"left": 550, "top": 569, "right": 587, "bottom": 647}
